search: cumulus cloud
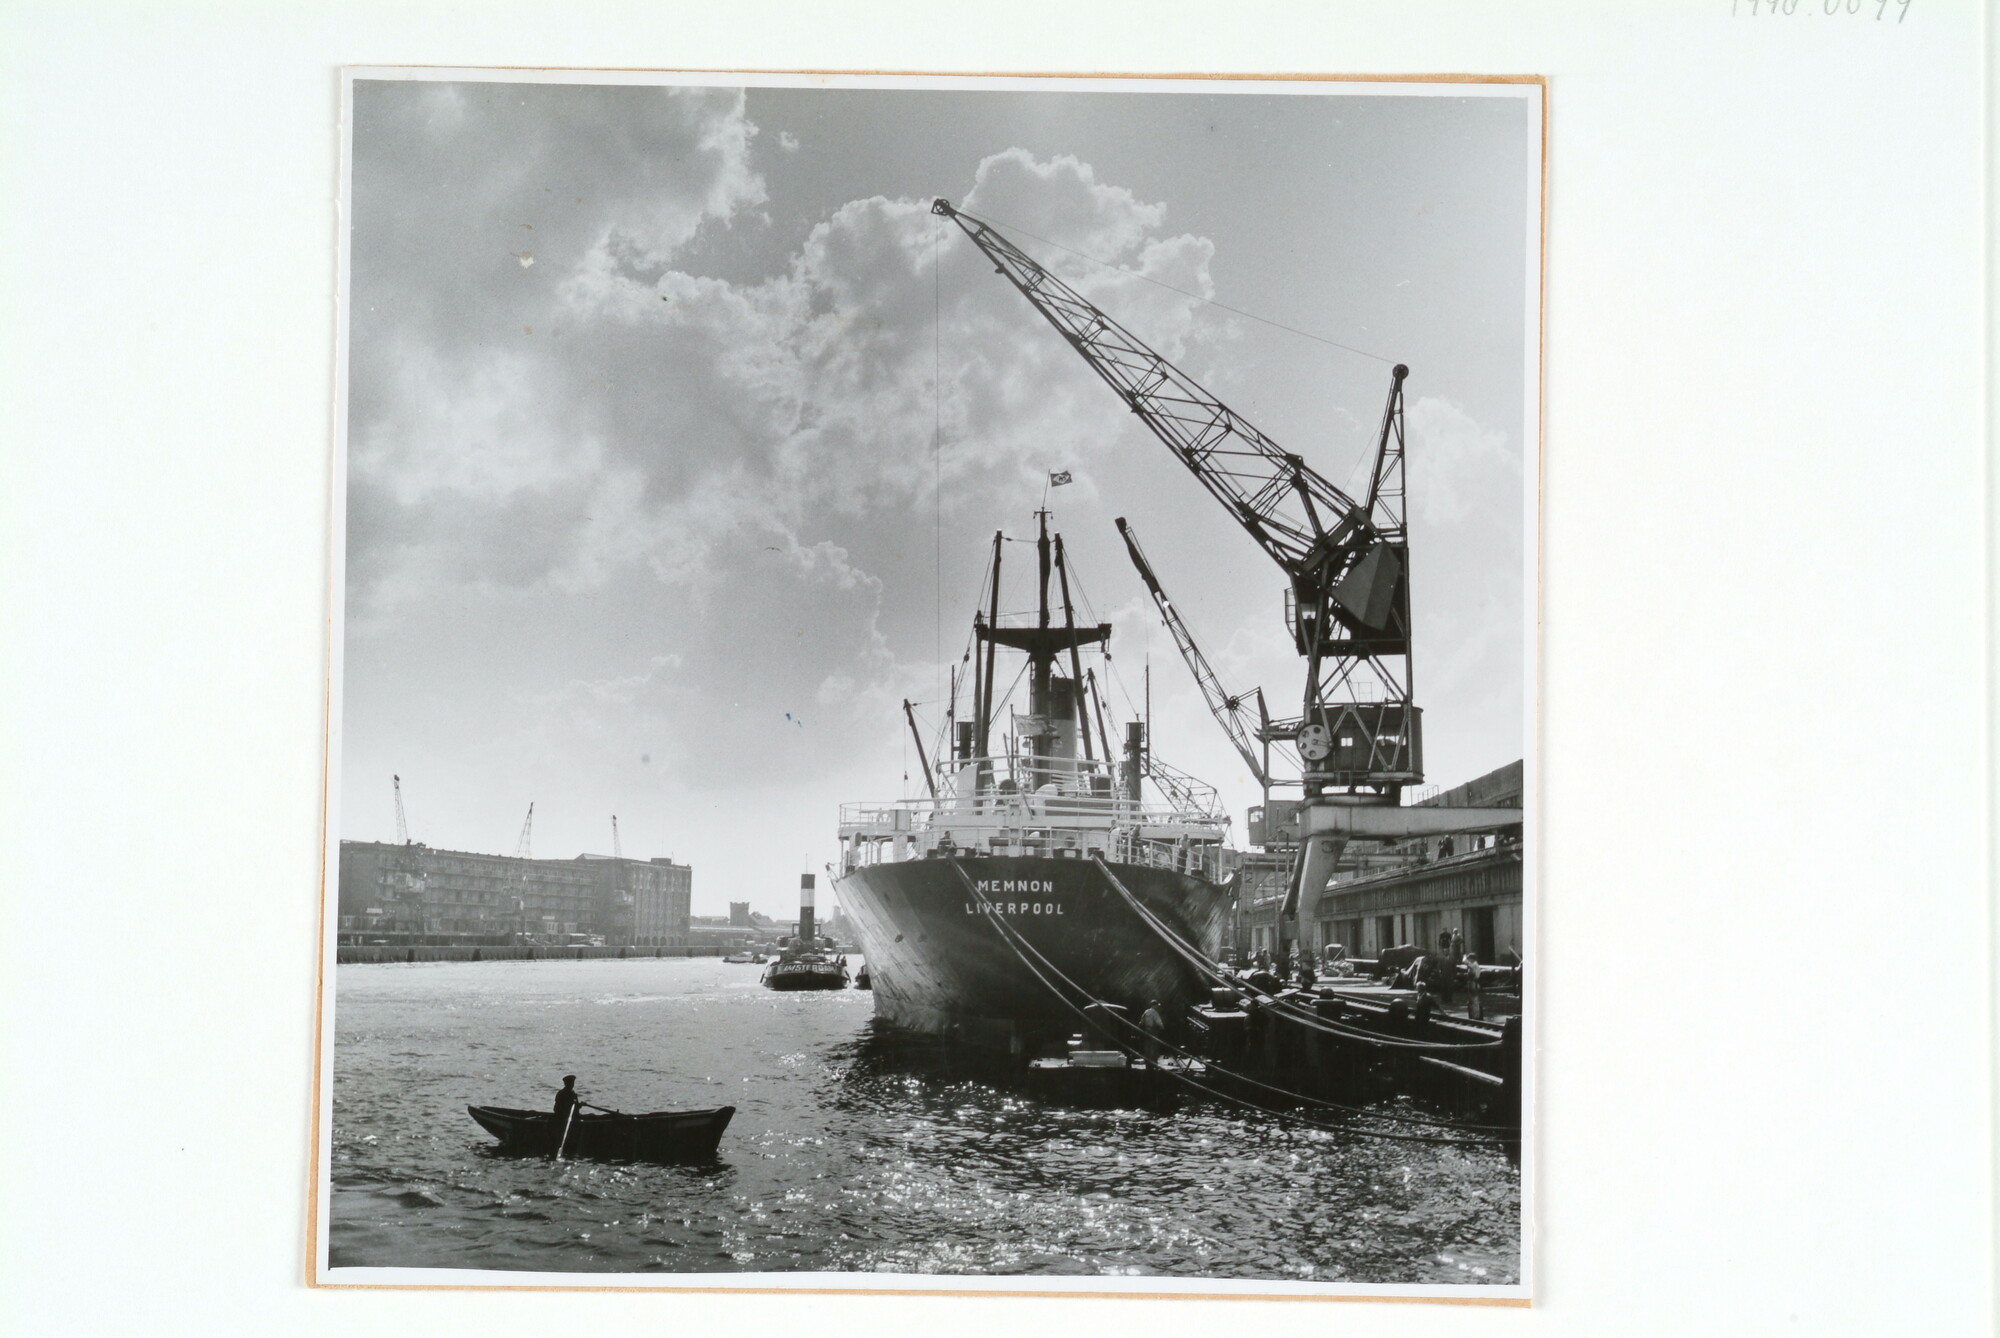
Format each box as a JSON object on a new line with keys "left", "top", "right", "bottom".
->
{"left": 335, "top": 83, "right": 1531, "bottom": 901}
{"left": 342, "top": 88, "right": 1521, "bottom": 840}
{"left": 345, "top": 81, "right": 771, "bottom": 619}
{"left": 348, "top": 99, "right": 1236, "bottom": 644}
{"left": 1408, "top": 395, "right": 1517, "bottom": 527}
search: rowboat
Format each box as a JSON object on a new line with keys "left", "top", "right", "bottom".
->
{"left": 467, "top": 1104, "right": 735, "bottom": 1161}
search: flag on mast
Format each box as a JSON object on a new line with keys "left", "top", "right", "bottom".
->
{"left": 1049, "top": 470, "right": 1073, "bottom": 486}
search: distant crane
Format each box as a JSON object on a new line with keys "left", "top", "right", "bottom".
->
{"left": 392, "top": 774, "right": 412, "bottom": 845}
{"left": 514, "top": 802, "right": 535, "bottom": 859}
{"left": 611, "top": 815, "right": 623, "bottom": 861}
{"left": 386, "top": 774, "right": 426, "bottom": 936}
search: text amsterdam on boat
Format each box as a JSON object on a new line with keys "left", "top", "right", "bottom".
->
{"left": 761, "top": 874, "right": 851, "bottom": 991}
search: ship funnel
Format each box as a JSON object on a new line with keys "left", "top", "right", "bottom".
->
{"left": 798, "top": 873, "right": 816, "bottom": 943}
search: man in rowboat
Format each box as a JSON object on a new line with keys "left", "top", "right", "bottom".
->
{"left": 553, "top": 1074, "right": 581, "bottom": 1127}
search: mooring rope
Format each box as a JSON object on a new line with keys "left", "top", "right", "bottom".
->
{"left": 1091, "top": 856, "right": 1503, "bottom": 1053}
{"left": 946, "top": 860, "right": 1515, "bottom": 1144}
{"left": 966, "top": 881, "right": 1510, "bottom": 1146}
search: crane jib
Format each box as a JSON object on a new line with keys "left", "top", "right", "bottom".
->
{"left": 934, "top": 197, "right": 1421, "bottom": 793}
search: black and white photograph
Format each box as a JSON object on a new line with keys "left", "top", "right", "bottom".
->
{"left": 315, "top": 68, "right": 1541, "bottom": 1297}
{"left": 8, "top": 2, "right": 1992, "bottom": 1333}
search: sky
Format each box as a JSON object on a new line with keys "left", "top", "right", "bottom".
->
{"left": 339, "top": 76, "right": 1534, "bottom": 917}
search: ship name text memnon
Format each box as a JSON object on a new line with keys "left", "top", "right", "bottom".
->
{"left": 965, "top": 880, "right": 1066, "bottom": 916}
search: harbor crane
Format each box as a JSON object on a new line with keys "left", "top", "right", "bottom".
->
{"left": 387, "top": 774, "right": 427, "bottom": 935}
{"left": 933, "top": 199, "right": 1518, "bottom": 923}
{"left": 392, "top": 773, "right": 413, "bottom": 845}
{"left": 1115, "top": 516, "right": 1271, "bottom": 791}
{"left": 515, "top": 802, "right": 535, "bottom": 860}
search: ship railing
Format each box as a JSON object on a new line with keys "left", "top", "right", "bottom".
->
{"left": 1106, "top": 827, "right": 1233, "bottom": 882}
{"left": 928, "top": 753, "right": 1125, "bottom": 802}
{"left": 838, "top": 792, "right": 1216, "bottom": 834}
{"left": 838, "top": 794, "right": 1230, "bottom": 878}
{"left": 918, "top": 754, "right": 1227, "bottom": 820}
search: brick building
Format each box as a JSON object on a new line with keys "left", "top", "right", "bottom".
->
{"left": 336, "top": 841, "right": 691, "bottom": 948}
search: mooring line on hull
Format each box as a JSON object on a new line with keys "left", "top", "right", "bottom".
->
{"left": 951, "top": 856, "right": 1486, "bottom": 1125}
{"left": 1090, "top": 856, "right": 1503, "bottom": 1054}
{"left": 968, "top": 882, "right": 1510, "bottom": 1145}
{"left": 944, "top": 860, "right": 1515, "bottom": 1144}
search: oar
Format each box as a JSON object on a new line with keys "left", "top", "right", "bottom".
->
{"left": 580, "top": 1101, "right": 624, "bottom": 1116}
{"left": 555, "top": 1101, "right": 579, "bottom": 1160}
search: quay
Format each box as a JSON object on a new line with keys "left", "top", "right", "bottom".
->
{"left": 1005, "top": 969, "right": 1522, "bottom": 1138}
{"left": 334, "top": 942, "right": 737, "bottom": 965}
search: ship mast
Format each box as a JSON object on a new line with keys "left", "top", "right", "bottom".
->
{"left": 970, "top": 514, "right": 1111, "bottom": 795}
{"left": 1031, "top": 509, "right": 1053, "bottom": 782}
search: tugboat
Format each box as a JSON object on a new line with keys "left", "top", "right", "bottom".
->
{"left": 761, "top": 874, "right": 850, "bottom": 991}
{"left": 834, "top": 512, "right": 1234, "bottom": 1051}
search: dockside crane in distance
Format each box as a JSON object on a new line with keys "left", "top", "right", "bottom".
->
{"left": 387, "top": 774, "right": 427, "bottom": 937}
{"left": 933, "top": 198, "right": 1518, "bottom": 928}
{"left": 393, "top": 774, "right": 412, "bottom": 845}
{"left": 515, "top": 802, "right": 535, "bottom": 860}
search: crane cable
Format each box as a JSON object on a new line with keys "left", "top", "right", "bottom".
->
{"left": 958, "top": 207, "right": 1398, "bottom": 368}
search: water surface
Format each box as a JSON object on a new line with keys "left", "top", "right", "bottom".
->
{"left": 329, "top": 957, "right": 1518, "bottom": 1282}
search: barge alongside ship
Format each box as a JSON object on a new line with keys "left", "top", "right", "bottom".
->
{"left": 835, "top": 513, "right": 1234, "bottom": 1052}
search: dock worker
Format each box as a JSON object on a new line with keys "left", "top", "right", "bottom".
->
{"left": 1139, "top": 998, "right": 1168, "bottom": 1064}
{"left": 1391, "top": 953, "right": 1425, "bottom": 991}
{"left": 553, "top": 1074, "right": 581, "bottom": 1126}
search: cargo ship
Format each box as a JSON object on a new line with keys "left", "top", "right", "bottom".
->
{"left": 834, "top": 512, "right": 1234, "bottom": 1052}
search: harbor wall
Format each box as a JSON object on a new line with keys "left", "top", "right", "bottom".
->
{"left": 336, "top": 943, "right": 731, "bottom": 965}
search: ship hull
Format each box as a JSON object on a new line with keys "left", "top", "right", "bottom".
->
{"left": 833, "top": 855, "right": 1230, "bottom": 1051}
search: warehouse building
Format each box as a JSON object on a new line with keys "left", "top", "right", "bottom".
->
{"left": 335, "top": 840, "right": 692, "bottom": 948}
{"left": 1235, "top": 760, "right": 1523, "bottom": 964}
